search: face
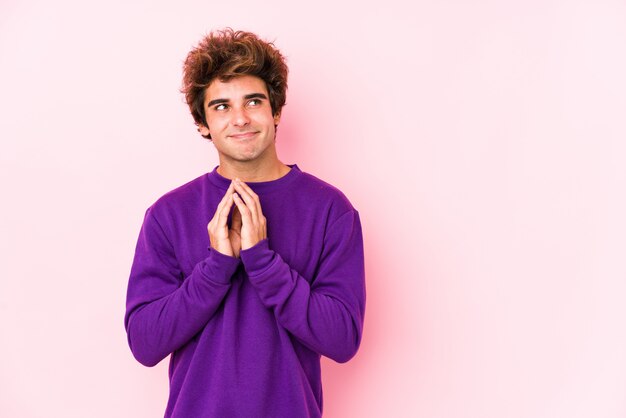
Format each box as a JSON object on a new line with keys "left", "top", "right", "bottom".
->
{"left": 200, "top": 75, "right": 281, "bottom": 166}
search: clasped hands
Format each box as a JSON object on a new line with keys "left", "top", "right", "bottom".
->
{"left": 207, "top": 178, "right": 267, "bottom": 258}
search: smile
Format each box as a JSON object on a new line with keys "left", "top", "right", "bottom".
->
{"left": 229, "top": 132, "right": 258, "bottom": 140}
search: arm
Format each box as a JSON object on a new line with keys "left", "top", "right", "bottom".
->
{"left": 233, "top": 180, "right": 366, "bottom": 363}
{"left": 241, "top": 211, "right": 365, "bottom": 363}
{"left": 124, "top": 205, "right": 240, "bottom": 367}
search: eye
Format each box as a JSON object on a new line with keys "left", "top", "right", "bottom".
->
{"left": 248, "top": 99, "right": 261, "bottom": 107}
{"left": 215, "top": 103, "right": 228, "bottom": 111}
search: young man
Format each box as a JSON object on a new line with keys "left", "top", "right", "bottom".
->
{"left": 124, "top": 29, "right": 366, "bottom": 417}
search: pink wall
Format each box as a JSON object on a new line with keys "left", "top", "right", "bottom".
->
{"left": 1, "top": 0, "right": 625, "bottom": 416}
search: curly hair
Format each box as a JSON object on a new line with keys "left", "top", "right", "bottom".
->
{"left": 181, "top": 28, "right": 289, "bottom": 138}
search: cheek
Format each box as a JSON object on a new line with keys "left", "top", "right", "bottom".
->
{"left": 206, "top": 115, "right": 226, "bottom": 130}
{"left": 263, "top": 115, "right": 278, "bottom": 129}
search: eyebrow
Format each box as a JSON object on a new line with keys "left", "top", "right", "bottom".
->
{"left": 206, "top": 93, "right": 268, "bottom": 108}
{"left": 244, "top": 93, "right": 268, "bottom": 101}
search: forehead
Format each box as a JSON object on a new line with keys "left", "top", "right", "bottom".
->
{"left": 204, "top": 75, "right": 269, "bottom": 103}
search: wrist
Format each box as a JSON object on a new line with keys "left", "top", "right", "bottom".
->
{"left": 240, "top": 239, "right": 275, "bottom": 276}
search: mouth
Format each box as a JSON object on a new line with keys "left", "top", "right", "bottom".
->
{"left": 228, "top": 131, "right": 258, "bottom": 140}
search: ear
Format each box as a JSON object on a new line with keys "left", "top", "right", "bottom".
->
{"left": 273, "top": 112, "right": 281, "bottom": 126}
{"left": 198, "top": 124, "right": 210, "bottom": 137}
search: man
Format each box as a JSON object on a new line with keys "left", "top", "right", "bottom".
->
{"left": 124, "top": 28, "right": 366, "bottom": 417}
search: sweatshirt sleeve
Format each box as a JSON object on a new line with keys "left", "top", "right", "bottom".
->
{"left": 239, "top": 209, "right": 366, "bottom": 363}
{"left": 124, "top": 209, "right": 240, "bottom": 367}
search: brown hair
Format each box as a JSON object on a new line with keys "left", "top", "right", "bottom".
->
{"left": 181, "top": 28, "right": 289, "bottom": 138}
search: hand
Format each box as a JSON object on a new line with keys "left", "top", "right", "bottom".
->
{"left": 207, "top": 181, "right": 242, "bottom": 257}
{"left": 232, "top": 178, "right": 267, "bottom": 250}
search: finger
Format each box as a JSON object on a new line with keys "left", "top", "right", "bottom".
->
{"left": 226, "top": 182, "right": 237, "bottom": 209}
{"left": 232, "top": 192, "right": 251, "bottom": 223}
{"left": 234, "top": 180, "right": 266, "bottom": 240}
{"left": 234, "top": 178, "right": 259, "bottom": 205}
{"left": 216, "top": 181, "right": 236, "bottom": 213}
{"left": 233, "top": 186, "right": 257, "bottom": 224}
{"left": 233, "top": 179, "right": 262, "bottom": 221}
{"left": 233, "top": 193, "right": 256, "bottom": 249}
{"left": 208, "top": 194, "right": 233, "bottom": 237}
{"left": 218, "top": 194, "right": 234, "bottom": 224}
{"left": 212, "top": 181, "right": 235, "bottom": 226}
{"left": 240, "top": 180, "right": 264, "bottom": 219}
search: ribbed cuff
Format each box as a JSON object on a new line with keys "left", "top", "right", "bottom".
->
{"left": 198, "top": 248, "right": 241, "bottom": 284}
{"left": 240, "top": 239, "right": 276, "bottom": 277}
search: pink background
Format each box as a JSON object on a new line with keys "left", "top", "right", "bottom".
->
{"left": 1, "top": 0, "right": 626, "bottom": 417}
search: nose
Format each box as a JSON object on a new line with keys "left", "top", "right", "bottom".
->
{"left": 230, "top": 106, "right": 250, "bottom": 127}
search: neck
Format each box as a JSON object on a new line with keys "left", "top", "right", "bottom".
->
{"left": 217, "top": 159, "right": 290, "bottom": 182}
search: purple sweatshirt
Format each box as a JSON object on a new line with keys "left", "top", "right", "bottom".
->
{"left": 124, "top": 165, "right": 365, "bottom": 417}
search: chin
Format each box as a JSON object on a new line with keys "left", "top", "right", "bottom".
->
{"left": 233, "top": 152, "right": 260, "bottom": 162}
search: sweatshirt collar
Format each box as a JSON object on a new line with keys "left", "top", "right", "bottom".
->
{"left": 207, "top": 164, "right": 301, "bottom": 194}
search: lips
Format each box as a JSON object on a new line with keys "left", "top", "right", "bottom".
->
{"left": 228, "top": 131, "right": 258, "bottom": 140}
